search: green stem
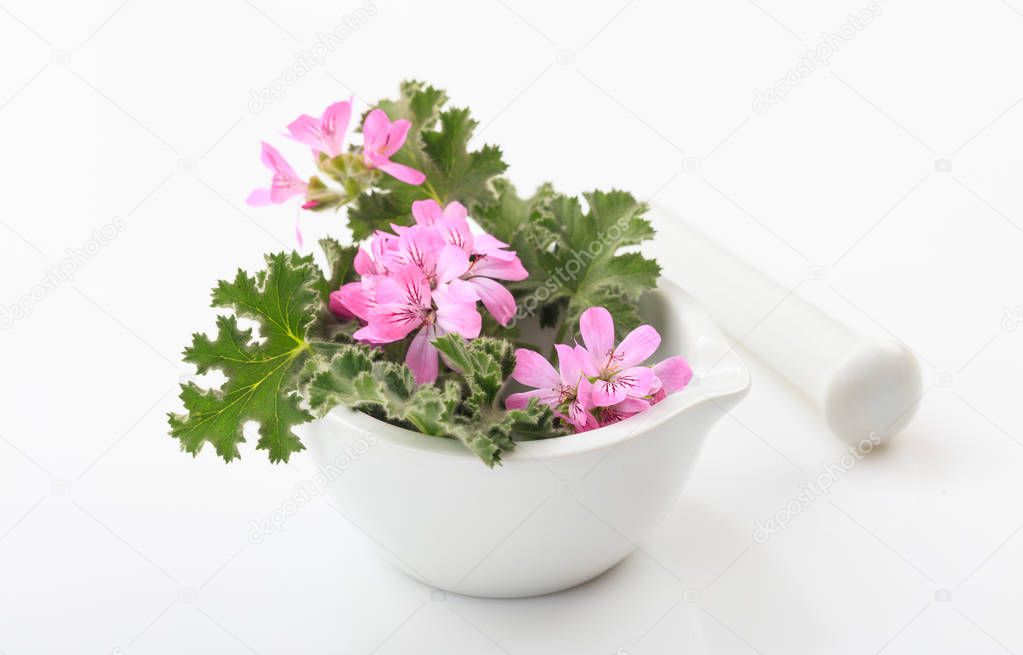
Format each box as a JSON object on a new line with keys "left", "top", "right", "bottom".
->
{"left": 424, "top": 180, "right": 443, "bottom": 204}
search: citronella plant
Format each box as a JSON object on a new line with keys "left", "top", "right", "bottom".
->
{"left": 169, "top": 80, "right": 692, "bottom": 467}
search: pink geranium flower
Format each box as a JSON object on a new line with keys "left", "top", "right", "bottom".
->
{"left": 506, "top": 345, "right": 597, "bottom": 431}
{"left": 410, "top": 199, "right": 528, "bottom": 325}
{"left": 354, "top": 264, "right": 481, "bottom": 384}
{"left": 286, "top": 98, "right": 352, "bottom": 158}
{"left": 246, "top": 142, "right": 307, "bottom": 206}
{"left": 595, "top": 397, "right": 652, "bottom": 425}
{"left": 382, "top": 224, "right": 471, "bottom": 287}
{"left": 505, "top": 307, "right": 693, "bottom": 432}
{"left": 575, "top": 307, "right": 659, "bottom": 407}
{"left": 329, "top": 231, "right": 397, "bottom": 321}
{"left": 597, "top": 357, "right": 692, "bottom": 425}
{"left": 362, "top": 109, "right": 426, "bottom": 185}
{"left": 650, "top": 356, "right": 694, "bottom": 403}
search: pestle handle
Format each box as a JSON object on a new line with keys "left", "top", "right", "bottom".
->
{"left": 654, "top": 209, "right": 921, "bottom": 445}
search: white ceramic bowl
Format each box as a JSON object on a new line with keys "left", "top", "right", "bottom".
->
{"left": 303, "top": 280, "right": 750, "bottom": 597}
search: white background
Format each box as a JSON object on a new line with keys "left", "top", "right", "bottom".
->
{"left": 2, "top": 0, "right": 1023, "bottom": 653}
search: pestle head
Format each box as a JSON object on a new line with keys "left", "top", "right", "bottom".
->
{"left": 823, "top": 339, "right": 922, "bottom": 446}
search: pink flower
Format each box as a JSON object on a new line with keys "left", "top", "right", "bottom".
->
{"left": 362, "top": 108, "right": 426, "bottom": 185}
{"left": 575, "top": 307, "right": 659, "bottom": 407}
{"left": 650, "top": 356, "right": 693, "bottom": 403}
{"left": 504, "top": 306, "right": 693, "bottom": 433}
{"left": 246, "top": 142, "right": 307, "bottom": 206}
{"left": 411, "top": 199, "right": 528, "bottom": 325}
{"left": 598, "top": 357, "right": 691, "bottom": 425}
{"left": 506, "top": 345, "right": 597, "bottom": 431}
{"left": 354, "top": 264, "right": 481, "bottom": 384}
{"left": 382, "top": 224, "right": 471, "bottom": 286}
{"left": 596, "top": 397, "right": 651, "bottom": 426}
{"left": 286, "top": 98, "right": 352, "bottom": 158}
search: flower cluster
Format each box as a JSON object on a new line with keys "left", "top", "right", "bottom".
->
{"left": 246, "top": 98, "right": 424, "bottom": 214}
{"left": 506, "top": 307, "right": 692, "bottom": 431}
{"left": 171, "top": 82, "right": 687, "bottom": 467}
{"left": 330, "top": 199, "right": 528, "bottom": 384}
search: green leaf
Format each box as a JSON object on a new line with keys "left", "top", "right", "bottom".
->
{"left": 420, "top": 108, "right": 507, "bottom": 207}
{"left": 305, "top": 344, "right": 460, "bottom": 434}
{"left": 305, "top": 338, "right": 564, "bottom": 467}
{"left": 168, "top": 252, "right": 321, "bottom": 463}
{"left": 475, "top": 179, "right": 558, "bottom": 296}
{"left": 476, "top": 184, "right": 659, "bottom": 341}
{"left": 433, "top": 334, "right": 564, "bottom": 460}
{"left": 346, "top": 81, "right": 507, "bottom": 240}
{"left": 345, "top": 190, "right": 408, "bottom": 241}
{"left": 316, "top": 237, "right": 359, "bottom": 301}
{"left": 547, "top": 190, "right": 659, "bottom": 341}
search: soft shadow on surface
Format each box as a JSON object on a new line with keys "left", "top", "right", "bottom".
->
{"left": 429, "top": 499, "right": 744, "bottom": 653}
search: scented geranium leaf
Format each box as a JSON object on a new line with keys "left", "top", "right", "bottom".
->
{"left": 484, "top": 400, "right": 562, "bottom": 444}
{"left": 346, "top": 191, "right": 408, "bottom": 241}
{"left": 543, "top": 190, "right": 660, "bottom": 341}
{"left": 306, "top": 339, "right": 560, "bottom": 467}
{"left": 432, "top": 334, "right": 513, "bottom": 413}
{"left": 347, "top": 81, "right": 507, "bottom": 239}
{"left": 316, "top": 237, "right": 359, "bottom": 301}
{"left": 474, "top": 179, "right": 551, "bottom": 242}
{"left": 455, "top": 398, "right": 563, "bottom": 464}
{"left": 433, "top": 334, "right": 565, "bottom": 463}
{"left": 168, "top": 252, "right": 321, "bottom": 463}
{"left": 304, "top": 345, "right": 462, "bottom": 436}
{"left": 377, "top": 80, "right": 448, "bottom": 133}
{"left": 475, "top": 180, "right": 557, "bottom": 295}
{"left": 309, "top": 237, "right": 361, "bottom": 342}
{"left": 420, "top": 108, "right": 507, "bottom": 207}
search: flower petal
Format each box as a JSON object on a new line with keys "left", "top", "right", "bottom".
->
{"left": 616, "top": 324, "right": 661, "bottom": 369}
{"left": 361, "top": 108, "right": 389, "bottom": 151}
{"left": 442, "top": 201, "right": 468, "bottom": 222}
{"left": 470, "top": 252, "right": 528, "bottom": 281}
{"left": 321, "top": 99, "right": 352, "bottom": 157}
{"left": 406, "top": 326, "right": 439, "bottom": 384}
{"left": 246, "top": 188, "right": 272, "bottom": 206}
{"left": 411, "top": 199, "right": 443, "bottom": 226}
{"left": 511, "top": 348, "right": 560, "bottom": 389}
{"left": 617, "top": 366, "right": 656, "bottom": 398}
{"left": 353, "top": 248, "right": 379, "bottom": 276}
{"left": 612, "top": 397, "right": 651, "bottom": 416}
{"left": 270, "top": 173, "right": 307, "bottom": 203}
{"left": 286, "top": 114, "right": 323, "bottom": 152}
{"left": 337, "top": 281, "right": 374, "bottom": 321}
{"left": 575, "top": 344, "right": 601, "bottom": 377}
{"left": 435, "top": 301, "right": 481, "bottom": 339}
{"left": 259, "top": 141, "right": 297, "bottom": 176}
{"left": 554, "top": 343, "right": 583, "bottom": 387}
{"left": 383, "top": 118, "right": 412, "bottom": 156}
{"left": 374, "top": 264, "right": 431, "bottom": 308}
{"left": 505, "top": 388, "right": 558, "bottom": 410}
{"left": 590, "top": 378, "right": 626, "bottom": 407}
{"left": 652, "top": 356, "right": 693, "bottom": 394}
{"left": 377, "top": 159, "right": 426, "bottom": 185}
{"left": 468, "top": 277, "right": 516, "bottom": 326}
{"left": 568, "top": 396, "right": 595, "bottom": 431}
{"left": 435, "top": 244, "right": 471, "bottom": 284}
{"left": 352, "top": 323, "right": 390, "bottom": 344}
{"left": 434, "top": 278, "right": 479, "bottom": 305}
{"left": 592, "top": 368, "right": 654, "bottom": 407}
{"left": 471, "top": 233, "right": 511, "bottom": 252}
{"left": 436, "top": 216, "right": 473, "bottom": 253}
{"left": 328, "top": 290, "right": 354, "bottom": 319}
{"left": 580, "top": 307, "right": 615, "bottom": 363}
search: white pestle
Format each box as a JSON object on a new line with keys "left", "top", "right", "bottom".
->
{"left": 653, "top": 209, "right": 921, "bottom": 445}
